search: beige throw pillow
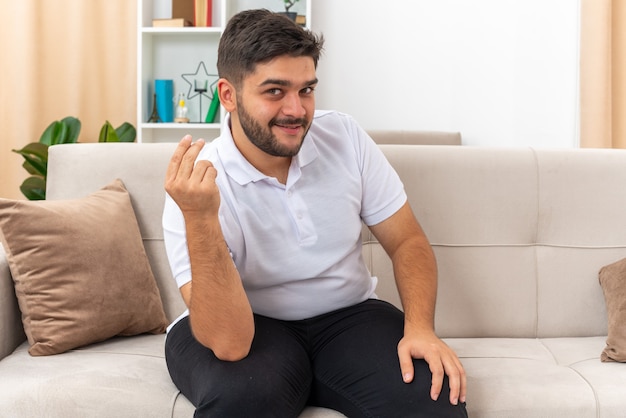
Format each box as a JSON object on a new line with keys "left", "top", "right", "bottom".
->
{"left": 598, "top": 257, "right": 626, "bottom": 362}
{"left": 0, "top": 179, "right": 168, "bottom": 356}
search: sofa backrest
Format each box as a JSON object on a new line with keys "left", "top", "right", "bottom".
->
{"left": 367, "top": 130, "right": 462, "bottom": 145}
{"left": 46, "top": 143, "right": 625, "bottom": 339}
{"left": 369, "top": 145, "right": 626, "bottom": 339}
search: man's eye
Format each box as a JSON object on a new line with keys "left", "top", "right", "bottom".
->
{"left": 267, "top": 88, "right": 282, "bottom": 95}
{"left": 301, "top": 87, "right": 315, "bottom": 95}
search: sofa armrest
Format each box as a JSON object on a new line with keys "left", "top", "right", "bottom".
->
{"left": 0, "top": 244, "right": 26, "bottom": 360}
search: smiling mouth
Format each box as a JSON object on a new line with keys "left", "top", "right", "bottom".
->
{"left": 276, "top": 123, "right": 302, "bottom": 130}
{"left": 275, "top": 126, "right": 302, "bottom": 137}
{"left": 272, "top": 119, "right": 307, "bottom": 135}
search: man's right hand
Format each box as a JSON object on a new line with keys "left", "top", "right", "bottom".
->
{"left": 164, "top": 135, "right": 220, "bottom": 217}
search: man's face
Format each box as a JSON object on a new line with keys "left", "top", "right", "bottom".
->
{"left": 234, "top": 55, "right": 317, "bottom": 157}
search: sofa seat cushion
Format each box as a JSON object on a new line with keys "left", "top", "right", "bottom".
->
{"left": 447, "top": 337, "right": 625, "bottom": 418}
{"left": 0, "top": 335, "right": 619, "bottom": 418}
{"left": 0, "top": 334, "right": 345, "bottom": 418}
{"left": 0, "top": 335, "right": 178, "bottom": 417}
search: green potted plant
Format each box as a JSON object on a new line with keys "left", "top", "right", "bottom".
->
{"left": 281, "top": 0, "right": 299, "bottom": 21}
{"left": 12, "top": 117, "right": 136, "bottom": 200}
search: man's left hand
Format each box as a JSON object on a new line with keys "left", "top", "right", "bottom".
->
{"left": 397, "top": 328, "right": 467, "bottom": 405}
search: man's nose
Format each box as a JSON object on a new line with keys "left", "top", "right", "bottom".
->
{"left": 282, "top": 93, "right": 306, "bottom": 118}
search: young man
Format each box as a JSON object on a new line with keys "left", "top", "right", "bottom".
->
{"left": 163, "top": 9, "right": 467, "bottom": 418}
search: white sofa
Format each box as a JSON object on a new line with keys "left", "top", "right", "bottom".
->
{"left": 1, "top": 140, "right": 625, "bottom": 417}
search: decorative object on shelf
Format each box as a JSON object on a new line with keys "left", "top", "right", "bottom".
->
{"left": 205, "top": 87, "right": 220, "bottom": 123}
{"left": 181, "top": 61, "right": 218, "bottom": 122}
{"left": 194, "top": 79, "right": 208, "bottom": 123}
{"left": 280, "top": 0, "right": 299, "bottom": 21}
{"left": 11, "top": 117, "right": 136, "bottom": 200}
{"left": 148, "top": 93, "right": 161, "bottom": 123}
{"left": 155, "top": 79, "right": 174, "bottom": 122}
{"left": 194, "top": 0, "right": 212, "bottom": 26}
{"left": 175, "top": 93, "right": 190, "bottom": 123}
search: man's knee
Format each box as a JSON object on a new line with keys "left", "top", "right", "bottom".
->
{"left": 180, "top": 318, "right": 313, "bottom": 417}
{"left": 193, "top": 372, "right": 311, "bottom": 418}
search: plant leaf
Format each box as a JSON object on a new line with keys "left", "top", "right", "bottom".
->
{"left": 115, "top": 122, "right": 136, "bottom": 143}
{"left": 12, "top": 143, "right": 48, "bottom": 176}
{"left": 22, "top": 160, "right": 39, "bottom": 175}
{"left": 39, "top": 117, "right": 81, "bottom": 145}
{"left": 20, "top": 176, "right": 46, "bottom": 200}
{"left": 54, "top": 123, "right": 69, "bottom": 145}
{"left": 13, "top": 142, "right": 48, "bottom": 160}
{"left": 99, "top": 120, "right": 119, "bottom": 142}
{"left": 60, "top": 116, "right": 81, "bottom": 143}
{"left": 39, "top": 121, "right": 61, "bottom": 145}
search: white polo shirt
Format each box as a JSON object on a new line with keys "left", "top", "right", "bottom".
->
{"left": 163, "top": 110, "right": 407, "bottom": 321}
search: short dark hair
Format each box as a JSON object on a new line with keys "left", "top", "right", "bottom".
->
{"left": 217, "top": 9, "right": 324, "bottom": 87}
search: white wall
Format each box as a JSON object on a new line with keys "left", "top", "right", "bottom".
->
{"left": 311, "top": 0, "right": 581, "bottom": 147}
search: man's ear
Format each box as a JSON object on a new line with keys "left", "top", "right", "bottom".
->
{"left": 218, "top": 78, "right": 237, "bottom": 112}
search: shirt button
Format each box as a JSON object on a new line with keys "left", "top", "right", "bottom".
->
{"left": 287, "top": 191, "right": 293, "bottom": 197}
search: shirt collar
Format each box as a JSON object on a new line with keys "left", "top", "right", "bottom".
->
{"left": 216, "top": 113, "right": 319, "bottom": 186}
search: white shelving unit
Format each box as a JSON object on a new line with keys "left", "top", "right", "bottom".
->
{"left": 137, "top": 0, "right": 311, "bottom": 143}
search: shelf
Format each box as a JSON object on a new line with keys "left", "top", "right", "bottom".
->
{"left": 137, "top": 0, "right": 311, "bottom": 142}
{"left": 141, "top": 122, "right": 220, "bottom": 129}
{"left": 141, "top": 27, "right": 223, "bottom": 34}
{"left": 140, "top": 123, "right": 221, "bottom": 143}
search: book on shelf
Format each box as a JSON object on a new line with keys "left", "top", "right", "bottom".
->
{"left": 194, "top": 0, "right": 212, "bottom": 27}
{"left": 152, "top": 18, "right": 192, "bottom": 27}
{"left": 172, "top": 0, "right": 195, "bottom": 25}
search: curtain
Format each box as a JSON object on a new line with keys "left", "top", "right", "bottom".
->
{"left": 0, "top": 0, "right": 136, "bottom": 199}
{"left": 580, "top": 0, "right": 626, "bottom": 148}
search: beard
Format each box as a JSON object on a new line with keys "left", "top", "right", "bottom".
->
{"left": 237, "top": 97, "right": 311, "bottom": 157}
